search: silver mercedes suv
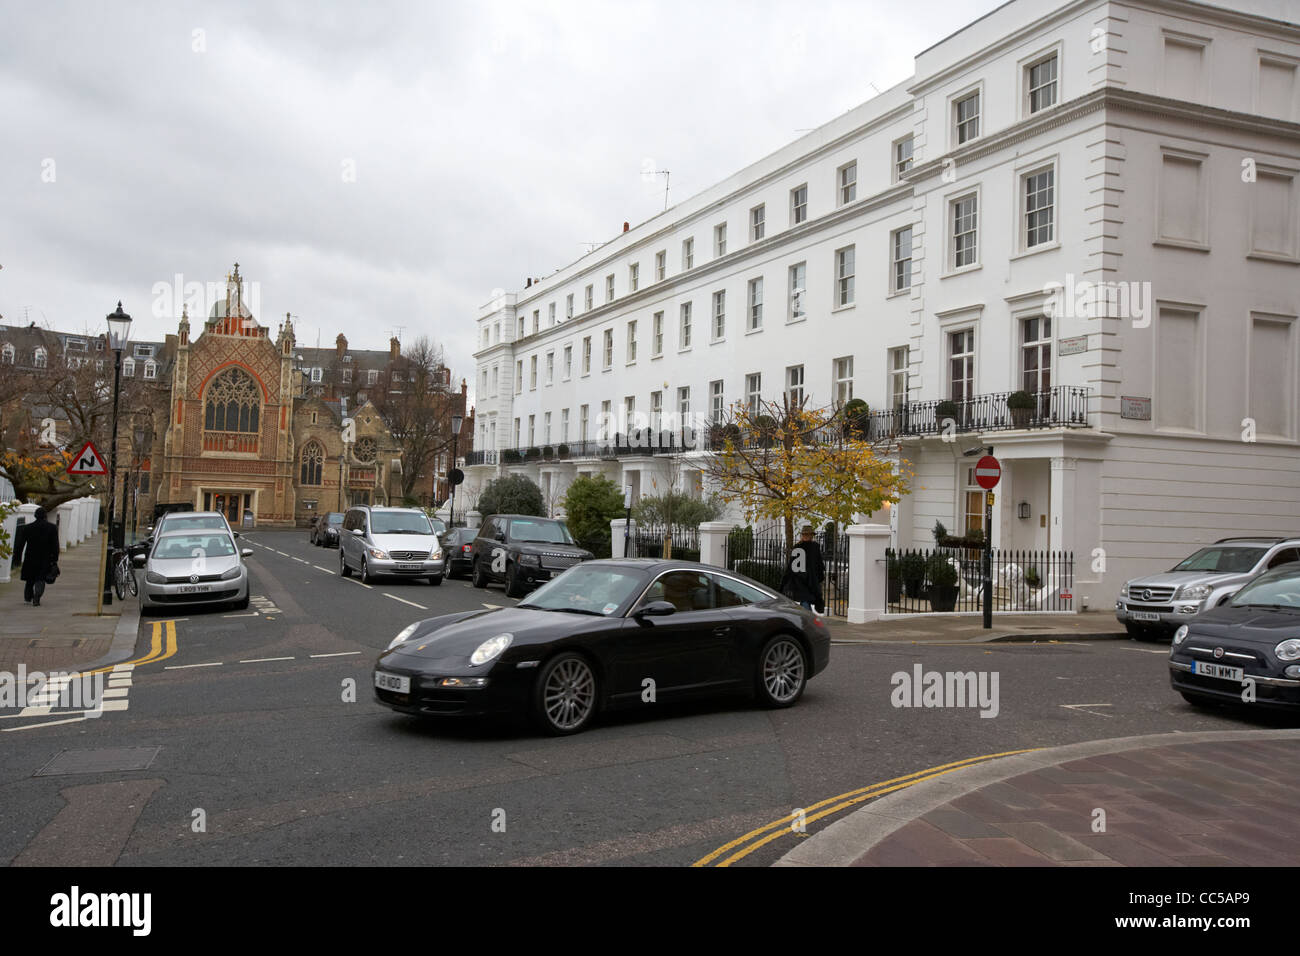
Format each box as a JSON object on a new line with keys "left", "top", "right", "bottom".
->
{"left": 1116, "top": 536, "right": 1300, "bottom": 639}
{"left": 338, "top": 506, "right": 446, "bottom": 585}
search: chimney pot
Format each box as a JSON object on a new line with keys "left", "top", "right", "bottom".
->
{"left": 623, "top": 222, "right": 630, "bottom": 232}
{"left": 525, "top": 278, "right": 532, "bottom": 288}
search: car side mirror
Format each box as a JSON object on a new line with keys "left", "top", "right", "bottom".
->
{"left": 353, "top": 528, "right": 365, "bottom": 536}
{"left": 241, "top": 549, "right": 253, "bottom": 558}
{"left": 495, "top": 531, "right": 506, "bottom": 542}
{"left": 634, "top": 601, "right": 676, "bottom": 619}
{"left": 132, "top": 554, "right": 147, "bottom": 567}
{"left": 233, "top": 531, "right": 241, "bottom": 538}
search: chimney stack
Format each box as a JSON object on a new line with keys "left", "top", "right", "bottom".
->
{"left": 336, "top": 333, "right": 348, "bottom": 357}
{"left": 623, "top": 222, "right": 630, "bottom": 233}
{"left": 390, "top": 336, "right": 401, "bottom": 359}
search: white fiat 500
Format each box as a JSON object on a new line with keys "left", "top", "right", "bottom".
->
{"left": 135, "top": 529, "right": 252, "bottom": 611}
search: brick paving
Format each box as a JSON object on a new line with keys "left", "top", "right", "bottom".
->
{"left": 0, "top": 532, "right": 125, "bottom": 674}
{"left": 853, "top": 740, "right": 1300, "bottom": 866}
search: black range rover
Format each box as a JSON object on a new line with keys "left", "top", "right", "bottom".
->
{"left": 471, "top": 514, "right": 594, "bottom": 597}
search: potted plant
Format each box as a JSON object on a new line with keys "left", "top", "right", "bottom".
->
{"left": 556, "top": 443, "right": 569, "bottom": 459}
{"left": 887, "top": 552, "right": 903, "bottom": 603}
{"left": 842, "top": 398, "right": 870, "bottom": 439}
{"left": 935, "top": 400, "right": 960, "bottom": 429}
{"left": 1024, "top": 565, "right": 1042, "bottom": 589}
{"left": 899, "top": 551, "right": 927, "bottom": 598}
{"left": 525, "top": 446, "right": 541, "bottom": 461}
{"left": 927, "top": 553, "right": 961, "bottom": 611}
{"left": 1007, "top": 390, "right": 1035, "bottom": 428}
{"left": 541, "top": 445, "right": 554, "bottom": 460}
{"left": 502, "top": 448, "right": 522, "bottom": 464}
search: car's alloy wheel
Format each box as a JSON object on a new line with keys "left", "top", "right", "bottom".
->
{"left": 339, "top": 548, "right": 352, "bottom": 578}
{"left": 471, "top": 560, "right": 487, "bottom": 588}
{"left": 757, "top": 635, "right": 807, "bottom": 707}
{"left": 535, "top": 653, "right": 597, "bottom": 735}
{"left": 361, "top": 557, "right": 373, "bottom": 584}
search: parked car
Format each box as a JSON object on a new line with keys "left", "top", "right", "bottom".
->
{"left": 470, "top": 514, "right": 593, "bottom": 598}
{"left": 338, "top": 506, "right": 445, "bottom": 585}
{"left": 143, "top": 510, "right": 237, "bottom": 549}
{"left": 311, "top": 512, "right": 344, "bottom": 548}
{"left": 441, "top": 527, "right": 476, "bottom": 579}
{"left": 373, "top": 559, "right": 831, "bottom": 734}
{"left": 134, "top": 527, "right": 252, "bottom": 611}
{"left": 1168, "top": 563, "right": 1300, "bottom": 711}
{"left": 1116, "top": 537, "right": 1300, "bottom": 640}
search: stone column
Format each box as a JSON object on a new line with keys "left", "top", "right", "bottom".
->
{"left": 698, "top": 521, "right": 732, "bottom": 569}
{"left": 847, "top": 523, "right": 892, "bottom": 624}
{"left": 610, "top": 518, "right": 636, "bottom": 559}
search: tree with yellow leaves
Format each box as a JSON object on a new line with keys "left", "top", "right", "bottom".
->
{"left": 700, "top": 395, "right": 911, "bottom": 552}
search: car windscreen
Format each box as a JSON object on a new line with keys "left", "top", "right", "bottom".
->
{"left": 520, "top": 566, "right": 646, "bottom": 615}
{"left": 370, "top": 512, "right": 434, "bottom": 535}
{"left": 326, "top": 513, "right": 344, "bottom": 525}
{"left": 161, "top": 516, "right": 227, "bottom": 532}
{"left": 1229, "top": 570, "right": 1300, "bottom": 610}
{"left": 508, "top": 519, "right": 575, "bottom": 545}
{"left": 429, "top": 518, "right": 447, "bottom": 533}
{"left": 1170, "top": 547, "right": 1266, "bottom": 573}
{"left": 153, "top": 534, "right": 237, "bottom": 560}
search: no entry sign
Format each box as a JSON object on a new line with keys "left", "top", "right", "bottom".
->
{"left": 974, "top": 455, "right": 1001, "bottom": 490}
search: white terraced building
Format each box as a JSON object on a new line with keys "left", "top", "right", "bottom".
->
{"left": 467, "top": 0, "right": 1300, "bottom": 611}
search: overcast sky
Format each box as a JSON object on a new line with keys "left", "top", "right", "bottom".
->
{"left": 0, "top": 0, "right": 1003, "bottom": 403}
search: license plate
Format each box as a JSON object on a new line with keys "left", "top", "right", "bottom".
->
{"left": 374, "top": 671, "right": 410, "bottom": 693}
{"left": 396, "top": 563, "right": 423, "bottom": 571}
{"left": 1131, "top": 611, "right": 1161, "bottom": 622}
{"left": 177, "top": 585, "right": 211, "bottom": 594}
{"left": 1192, "top": 661, "right": 1244, "bottom": 682}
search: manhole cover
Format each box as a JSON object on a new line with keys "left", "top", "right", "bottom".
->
{"left": 35, "top": 747, "right": 161, "bottom": 776}
{"left": 27, "top": 638, "right": 84, "bottom": 648}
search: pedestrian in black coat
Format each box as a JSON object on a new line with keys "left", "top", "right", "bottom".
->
{"left": 16, "top": 507, "right": 60, "bottom": 606}
{"left": 781, "top": 524, "right": 825, "bottom": 613}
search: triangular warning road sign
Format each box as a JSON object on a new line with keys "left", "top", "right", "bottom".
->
{"left": 66, "top": 440, "right": 109, "bottom": 476}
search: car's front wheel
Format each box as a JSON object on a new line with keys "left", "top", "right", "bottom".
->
{"left": 339, "top": 548, "right": 352, "bottom": 578}
{"left": 755, "top": 634, "right": 807, "bottom": 708}
{"left": 361, "top": 557, "right": 375, "bottom": 585}
{"left": 534, "top": 653, "right": 598, "bottom": 735}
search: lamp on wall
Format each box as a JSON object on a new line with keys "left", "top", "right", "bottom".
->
{"left": 1018, "top": 501, "right": 1031, "bottom": 520}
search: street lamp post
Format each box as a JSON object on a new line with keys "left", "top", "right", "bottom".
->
{"left": 448, "top": 414, "right": 463, "bottom": 527}
{"left": 102, "top": 302, "right": 131, "bottom": 607}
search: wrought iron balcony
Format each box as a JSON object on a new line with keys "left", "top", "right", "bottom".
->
{"left": 865, "top": 386, "right": 1090, "bottom": 440}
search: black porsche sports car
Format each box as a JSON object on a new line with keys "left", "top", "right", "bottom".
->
{"left": 373, "top": 558, "right": 831, "bottom": 734}
{"left": 1169, "top": 564, "right": 1300, "bottom": 711}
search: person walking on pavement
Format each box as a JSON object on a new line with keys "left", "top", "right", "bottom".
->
{"left": 15, "top": 507, "right": 60, "bottom": 607}
{"left": 781, "top": 524, "right": 825, "bottom": 614}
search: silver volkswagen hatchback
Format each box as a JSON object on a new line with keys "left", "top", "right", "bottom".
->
{"left": 135, "top": 527, "right": 253, "bottom": 611}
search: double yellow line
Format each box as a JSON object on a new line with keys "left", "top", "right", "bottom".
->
{"left": 693, "top": 747, "right": 1041, "bottom": 867}
{"left": 77, "top": 620, "right": 179, "bottom": 678}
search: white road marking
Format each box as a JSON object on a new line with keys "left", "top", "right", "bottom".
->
{"left": 239, "top": 657, "right": 295, "bottom": 664}
{"left": 164, "top": 662, "right": 224, "bottom": 670}
{"left": 314, "top": 566, "right": 333, "bottom": 572}
{"left": 310, "top": 651, "right": 361, "bottom": 658}
{"left": 349, "top": 580, "right": 374, "bottom": 589}
{"left": 293, "top": 557, "right": 309, "bottom": 564}
{"left": 17, "top": 706, "right": 52, "bottom": 717}
{"left": 1121, "top": 647, "right": 1170, "bottom": 654}
{"left": 482, "top": 603, "right": 502, "bottom": 609}
{"left": 2, "top": 716, "right": 88, "bottom": 732}
{"left": 1060, "top": 703, "right": 1114, "bottom": 717}
{"left": 224, "top": 612, "right": 259, "bottom": 618}
{"left": 384, "top": 593, "right": 428, "bottom": 610}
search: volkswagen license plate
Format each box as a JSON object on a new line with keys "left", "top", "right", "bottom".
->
{"left": 374, "top": 671, "right": 410, "bottom": 693}
{"left": 177, "top": 585, "right": 211, "bottom": 594}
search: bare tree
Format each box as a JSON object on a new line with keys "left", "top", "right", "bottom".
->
{"left": 375, "top": 335, "right": 455, "bottom": 502}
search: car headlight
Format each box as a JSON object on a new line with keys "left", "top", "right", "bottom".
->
{"left": 220, "top": 566, "right": 241, "bottom": 580}
{"left": 429, "top": 549, "right": 442, "bottom": 560}
{"left": 1275, "top": 639, "right": 1300, "bottom": 662}
{"left": 1119, "top": 583, "right": 1129, "bottom": 598}
{"left": 367, "top": 547, "right": 389, "bottom": 560}
{"left": 145, "top": 571, "right": 166, "bottom": 584}
{"left": 1173, "top": 625, "right": 1189, "bottom": 644}
{"left": 1176, "top": 584, "right": 1211, "bottom": 601}
{"left": 518, "top": 553, "right": 540, "bottom": 566}
{"left": 387, "top": 622, "right": 421, "bottom": 650}
{"left": 470, "top": 633, "right": 513, "bottom": 666}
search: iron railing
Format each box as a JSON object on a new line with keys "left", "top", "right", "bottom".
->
{"left": 721, "top": 525, "right": 848, "bottom": 617}
{"left": 631, "top": 526, "right": 701, "bottom": 562}
{"left": 885, "top": 547, "right": 1074, "bottom": 613}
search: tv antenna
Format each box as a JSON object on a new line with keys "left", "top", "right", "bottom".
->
{"left": 645, "top": 168, "right": 671, "bottom": 211}
{"left": 390, "top": 326, "right": 406, "bottom": 342}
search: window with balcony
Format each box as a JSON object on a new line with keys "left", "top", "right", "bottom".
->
{"left": 710, "top": 380, "right": 725, "bottom": 424}
{"left": 1021, "top": 316, "right": 1052, "bottom": 399}
{"left": 889, "top": 347, "right": 908, "bottom": 408}
{"left": 949, "top": 329, "right": 975, "bottom": 403}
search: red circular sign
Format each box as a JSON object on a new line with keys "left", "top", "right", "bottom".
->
{"left": 974, "top": 455, "right": 1001, "bottom": 490}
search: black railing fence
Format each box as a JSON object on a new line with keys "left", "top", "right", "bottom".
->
{"left": 721, "top": 525, "right": 849, "bottom": 617}
{"left": 631, "top": 526, "right": 701, "bottom": 562}
{"left": 885, "top": 547, "right": 1074, "bottom": 613}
